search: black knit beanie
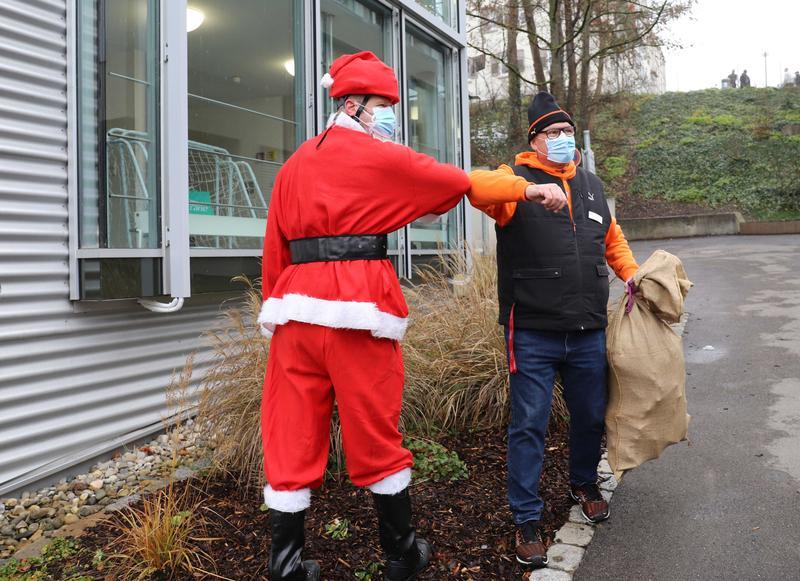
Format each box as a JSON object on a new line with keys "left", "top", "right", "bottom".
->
{"left": 527, "top": 91, "right": 574, "bottom": 140}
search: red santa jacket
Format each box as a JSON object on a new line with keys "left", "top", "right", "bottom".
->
{"left": 259, "top": 114, "right": 471, "bottom": 340}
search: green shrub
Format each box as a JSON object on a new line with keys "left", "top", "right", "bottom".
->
{"left": 592, "top": 88, "right": 800, "bottom": 219}
{"left": 405, "top": 437, "right": 468, "bottom": 483}
{"left": 602, "top": 156, "right": 628, "bottom": 181}
{"left": 323, "top": 518, "right": 351, "bottom": 540}
{"left": 354, "top": 562, "right": 384, "bottom": 580}
{"left": 0, "top": 538, "right": 91, "bottom": 581}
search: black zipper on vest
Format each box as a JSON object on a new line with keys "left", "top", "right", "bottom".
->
{"left": 565, "top": 178, "right": 586, "bottom": 331}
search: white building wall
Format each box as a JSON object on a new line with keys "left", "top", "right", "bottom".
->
{"left": 0, "top": 0, "right": 219, "bottom": 496}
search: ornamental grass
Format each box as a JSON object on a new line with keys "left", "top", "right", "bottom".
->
{"left": 108, "top": 483, "right": 220, "bottom": 580}
{"left": 194, "top": 255, "right": 567, "bottom": 490}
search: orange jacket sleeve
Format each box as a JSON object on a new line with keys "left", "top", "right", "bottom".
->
{"left": 467, "top": 165, "right": 528, "bottom": 227}
{"left": 605, "top": 217, "right": 638, "bottom": 282}
{"left": 262, "top": 173, "right": 292, "bottom": 300}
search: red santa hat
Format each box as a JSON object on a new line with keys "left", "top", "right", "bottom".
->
{"left": 320, "top": 51, "right": 399, "bottom": 105}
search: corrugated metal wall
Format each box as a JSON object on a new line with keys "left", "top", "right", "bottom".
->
{"left": 0, "top": 0, "right": 219, "bottom": 496}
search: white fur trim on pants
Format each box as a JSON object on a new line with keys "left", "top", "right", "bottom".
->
{"left": 264, "top": 485, "right": 311, "bottom": 513}
{"left": 258, "top": 294, "right": 408, "bottom": 341}
{"left": 368, "top": 467, "right": 412, "bottom": 495}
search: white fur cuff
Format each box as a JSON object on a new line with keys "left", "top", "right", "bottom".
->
{"left": 368, "top": 467, "right": 412, "bottom": 495}
{"left": 264, "top": 485, "right": 311, "bottom": 513}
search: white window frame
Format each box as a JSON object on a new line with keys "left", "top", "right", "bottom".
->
{"left": 68, "top": 0, "right": 189, "bottom": 299}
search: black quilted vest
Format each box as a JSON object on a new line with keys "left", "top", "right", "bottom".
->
{"left": 496, "top": 164, "right": 612, "bottom": 331}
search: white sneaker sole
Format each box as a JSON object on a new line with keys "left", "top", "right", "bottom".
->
{"left": 516, "top": 555, "right": 549, "bottom": 567}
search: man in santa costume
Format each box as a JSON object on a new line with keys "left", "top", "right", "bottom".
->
{"left": 258, "top": 51, "right": 470, "bottom": 580}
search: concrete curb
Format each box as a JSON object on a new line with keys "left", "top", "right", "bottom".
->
{"left": 618, "top": 213, "right": 742, "bottom": 241}
{"left": 525, "top": 457, "right": 615, "bottom": 580}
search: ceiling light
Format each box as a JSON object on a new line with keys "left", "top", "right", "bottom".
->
{"left": 283, "top": 59, "right": 295, "bottom": 77}
{"left": 186, "top": 7, "right": 205, "bottom": 33}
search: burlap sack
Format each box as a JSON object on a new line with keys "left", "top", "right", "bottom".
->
{"left": 605, "top": 250, "right": 693, "bottom": 481}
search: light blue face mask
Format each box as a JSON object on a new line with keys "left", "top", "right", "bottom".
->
{"left": 370, "top": 106, "right": 397, "bottom": 139}
{"left": 546, "top": 133, "right": 576, "bottom": 164}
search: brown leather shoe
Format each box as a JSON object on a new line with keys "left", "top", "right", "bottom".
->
{"left": 515, "top": 520, "right": 548, "bottom": 568}
{"left": 570, "top": 482, "right": 610, "bottom": 523}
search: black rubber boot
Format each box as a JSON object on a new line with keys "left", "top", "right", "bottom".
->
{"left": 269, "top": 509, "right": 321, "bottom": 581}
{"left": 372, "top": 489, "right": 432, "bottom": 581}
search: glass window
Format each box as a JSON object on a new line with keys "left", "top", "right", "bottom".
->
{"left": 79, "top": 259, "right": 162, "bottom": 300}
{"left": 320, "top": 0, "right": 393, "bottom": 123}
{"left": 406, "top": 25, "right": 460, "bottom": 255}
{"left": 187, "top": 0, "right": 305, "bottom": 252}
{"left": 78, "top": 0, "right": 160, "bottom": 250}
{"left": 417, "top": 0, "right": 458, "bottom": 28}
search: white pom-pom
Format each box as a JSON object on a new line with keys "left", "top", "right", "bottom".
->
{"left": 320, "top": 73, "right": 334, "bottom": 89}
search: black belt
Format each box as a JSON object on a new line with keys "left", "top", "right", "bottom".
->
{"left": 289, "top": 235, "right": 388, "bottom": 264}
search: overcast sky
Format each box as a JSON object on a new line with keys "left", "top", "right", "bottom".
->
{"left": 663, "top": 0, "right": 800, "bottom": 91}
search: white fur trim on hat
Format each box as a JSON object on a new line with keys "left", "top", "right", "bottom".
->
{"left": 368, "top": 468, "right": 412, "bottom": 495}
{"left": 258, "top": 294, "right": 409, "bottom": 341}
{"left": 264, "top": 485, "right": 311, "bottom": 513}
{"left": 320, "top": 73, "right": 334, "bottom": 89}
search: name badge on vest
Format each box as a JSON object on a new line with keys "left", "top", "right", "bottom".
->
{"left": 588, "top": 211, "right": 603, "bottom": 224}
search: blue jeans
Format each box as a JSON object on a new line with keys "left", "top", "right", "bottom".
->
{"left": 506, "top": 327, "right": 608, "bottom": 525}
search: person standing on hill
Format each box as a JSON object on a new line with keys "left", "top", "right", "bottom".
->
{"left": 795, "top": 71, "right": 800, "bottom": 87}
{"left": 728, "top": 69, "right": 738, "bottom": 88}
{"left": 739, "top": 70, "right": 751, "bottom": 88}
{"left": 468, "top": 92, "right": 639, "bottom": 570}
{"left": 783, "top": 68, "right": 793, "bottom": 87}
{"left": 259, "top": 51, "right": 470, "bottom": 580}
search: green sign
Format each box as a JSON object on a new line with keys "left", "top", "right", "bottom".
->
{"left": 189, "top": 191, "right": 214, "bottom": 215}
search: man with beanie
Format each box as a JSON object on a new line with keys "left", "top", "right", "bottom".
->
{"left": 468, "top": 92, "right": 638, "bottom": 569}
{"left": 259, "top": 51, "right": 470, "bottom": 580}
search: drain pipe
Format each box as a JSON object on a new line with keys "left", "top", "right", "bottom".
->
{"left": 137, "top": 297, "right": 185, "bottom": 313}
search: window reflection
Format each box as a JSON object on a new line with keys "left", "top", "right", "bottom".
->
{"left": 406, "top": 25, "right": 459, "bottom": 254}
{"left": 187, "top": 0, "right": 304, "bottom": 250}
{"left": 79, "top": 0, "right": 160, "bottom": 250}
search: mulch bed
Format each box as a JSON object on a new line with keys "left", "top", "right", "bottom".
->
{"left": 49, "top": 425, "right": 572, "bottom": 580}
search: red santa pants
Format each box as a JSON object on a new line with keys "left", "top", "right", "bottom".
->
{"left": 261, "top": 321, "right": 413, "bottom": 504}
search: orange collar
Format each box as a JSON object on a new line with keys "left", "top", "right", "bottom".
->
{"left": 514, "top": 151, "right": 578, "bottom": 181}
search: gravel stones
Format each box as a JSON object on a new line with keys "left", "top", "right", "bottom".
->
{"left": 0, "top": 419, "right": 209, "bottom": 560}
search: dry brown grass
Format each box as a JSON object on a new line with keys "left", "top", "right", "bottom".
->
{"left": 194, "top": 257, "right": 568, "bottom": 489}
{"left": 195, "top": 278, "right": 269, "bottom": 489}
{"left": 108, "top": 483, "right": 224, "bottom": 580}
{"left": 402, "top": 252, "right": 568, "bottom": 437}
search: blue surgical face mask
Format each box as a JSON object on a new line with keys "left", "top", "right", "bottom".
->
{"left": 369, "top": 106, "right": 397, "bottom": 139}
{"left": 546, "top": 133, "right": 576, "bottom": 164}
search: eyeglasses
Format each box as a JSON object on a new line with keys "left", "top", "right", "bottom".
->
{"left": 541, "top": 127, "right": 575, "bottom": 139}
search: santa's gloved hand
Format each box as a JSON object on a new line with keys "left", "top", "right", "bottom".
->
{"left": 260, "top": 322, "right": 275, "bottom": 338}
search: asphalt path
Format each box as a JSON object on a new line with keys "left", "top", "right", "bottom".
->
{"left": 574, "top": 234, "right": 800, "bottom": 581}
